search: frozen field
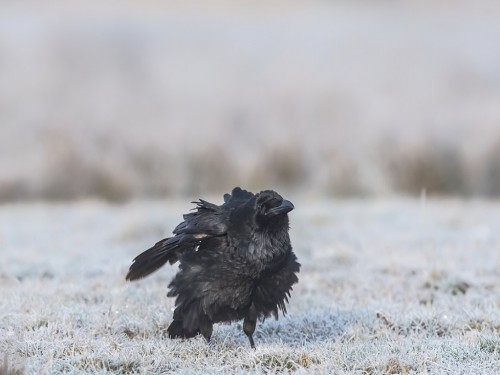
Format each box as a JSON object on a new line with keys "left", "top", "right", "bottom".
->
{"left": 1, "top": 198, "right": 500, "bottom": 374}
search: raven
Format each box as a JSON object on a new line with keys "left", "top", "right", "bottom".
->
{"left": 126, "top": 187, "right": 300, "bottom": 348}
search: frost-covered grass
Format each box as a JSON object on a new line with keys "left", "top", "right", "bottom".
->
{"left": 1, "top": 198, "right": 500, "bottom": 374}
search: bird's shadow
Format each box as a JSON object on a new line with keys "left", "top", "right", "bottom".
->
{"left": 213, "top": 309, "right": 358, "bottom": 348}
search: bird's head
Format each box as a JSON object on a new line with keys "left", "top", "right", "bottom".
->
{"left": 229, "top": 189, "right": 294, "bottom": 233}
{"left": 255, "top": 190, "right": 294, "bottom": 218}
{"left": 249, "top": 190, "right": 294, "bottom": 241}
{"left": 228, "top": 189, "right": 294, "bottom": 258}
{"left": 252, "top": 190, "right": 294, "bottom": 259}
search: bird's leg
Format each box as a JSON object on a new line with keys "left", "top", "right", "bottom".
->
{"left": 243, "top": 303, "right": 257, "bottom": 349}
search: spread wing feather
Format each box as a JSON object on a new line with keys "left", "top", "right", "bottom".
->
{"left": 126, "top": 188, "right": 251, "bottom": 281}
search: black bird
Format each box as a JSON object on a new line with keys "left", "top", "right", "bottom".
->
{"left": 126, "top": 187, "right": 300, "bottom": 348}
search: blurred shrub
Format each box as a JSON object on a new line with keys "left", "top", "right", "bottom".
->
{"left": 127, "top": 148, "right": 174, "bottom": 198}
{"left": 4, "top": 135, "right": 500, "bottom": 202}
{"left": 323, "top": 154, "right": 367, "bottom": 197}
{"left": 249, "top": 147, "right": 308, "bottom": 193}
{"left": 40, "top": 147, "right": 132, "bottom": 203}
{"left": 480, "top": 141, "right": 500, "bottom": 198}
{"left": 385, "top": 141, "right": 469, "bottom": 196}
{"left": 0, "top": 180, "right": 34, "bottom": 203}
{"left": 184, "top": 149, "right": 237, "bottom": 196}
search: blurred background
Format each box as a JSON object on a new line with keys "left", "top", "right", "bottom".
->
{"left": 1, "top": 0, "right": 500, "bottom": 202}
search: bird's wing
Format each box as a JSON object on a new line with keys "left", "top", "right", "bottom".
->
{"left": 173, "top": 199, "right": 228, "bottom": 237}
{"left": 223, "top": 187, "right": 254, "bottom": 205}
{"left": 126, "top": 199, "right": 229, "bottom": 281}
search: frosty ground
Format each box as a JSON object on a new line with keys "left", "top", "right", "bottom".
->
{"left": 1, "top": 198, "right": 500, "bottom": 374}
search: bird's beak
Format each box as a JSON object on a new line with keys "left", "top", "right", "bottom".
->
{"left": 267, "top": 199, "right": 294, "bottom": 216}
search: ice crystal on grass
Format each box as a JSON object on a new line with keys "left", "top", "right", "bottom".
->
{"left": 2, "top": 200, "right": 500, "bottom": 373}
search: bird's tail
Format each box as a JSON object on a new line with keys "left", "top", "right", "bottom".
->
{"left": 167, "top": 320, "right": 200, "bottom": 339}
{"left": 168, "top": 306, "right": 213, "bottom": 342}
{"left": 126, "top": 236, "right": 188, "bottom": 281}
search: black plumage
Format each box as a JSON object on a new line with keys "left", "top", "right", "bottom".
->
{"left": 126, "top": 187, "right": 300, "bottom": 348}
